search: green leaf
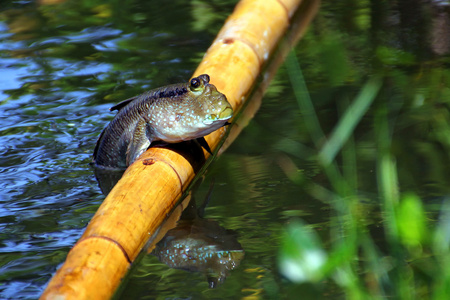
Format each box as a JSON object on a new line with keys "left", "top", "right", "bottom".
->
{"left": 396, "top": 193, "right": 427, "bottom": 248}
{"left": 279, "top": 220, "right": 327, "bottom": 283}
{"left": 376, "top": 46, "right": 416, "bottom": 66}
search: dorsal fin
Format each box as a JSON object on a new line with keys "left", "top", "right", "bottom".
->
{"left": 110, "top": 95, "right": 139, "bottom": 111}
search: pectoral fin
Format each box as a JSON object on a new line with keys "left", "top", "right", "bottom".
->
{"left": 196, "top": 137, "right": 212, "bottom": 154}
{"left": 126, "top": 118, "right": 152, "bottom": 165}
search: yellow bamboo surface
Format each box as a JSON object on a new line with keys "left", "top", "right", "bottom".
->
{"left": 41, "top": 0, "right": 314, "bottom": 299}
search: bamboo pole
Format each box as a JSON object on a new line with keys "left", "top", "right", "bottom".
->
{"left": 41, "top": 0, "right": 316, "bottom": 299}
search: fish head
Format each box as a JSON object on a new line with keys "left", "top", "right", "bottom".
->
{"left": 186, "top": 74, "right": 233, "bottom": 133}
{"left": 150, "top": 74, "right": 233, "bottom": 143}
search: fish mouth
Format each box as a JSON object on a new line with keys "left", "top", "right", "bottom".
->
{"left": 218, "top": 106, "right": 233, "bottom": 120}
{"left": 202, "top": 106, "right": 233, "bottom": 125}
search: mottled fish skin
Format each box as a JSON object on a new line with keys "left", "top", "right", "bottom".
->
{"left": 93, "top": 74, "right": 233, "bottom": 169}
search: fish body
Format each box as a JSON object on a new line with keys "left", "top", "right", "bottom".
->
{"left": 93, "top": 74, "right": 233, "bottom": 169}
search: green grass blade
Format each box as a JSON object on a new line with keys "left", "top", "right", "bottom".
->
{"left": 319, "top": 76, "right": 383, "bottom": 166}
{"left": 286, "top": 51, "right": 326, "bottom": 148}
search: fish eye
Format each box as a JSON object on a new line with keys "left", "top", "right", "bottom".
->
{"left": 190, "top": 78, "right": 201, "bottom": 89}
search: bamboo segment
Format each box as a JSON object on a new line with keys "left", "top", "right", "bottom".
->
{"left": 221, "top": 0, "right": 320, "bottom": 153}
{"left": 43, "top": 237, "right": 129, "bottom": 300}
{"left": 213, "top": 0, "right": 289, "bottom": 64}
{"left": 41, "top": 0, "right": 309, "bottom": 299}
{"left": 194, "top": 0, "right": 296, "bottom": 153}
{"left": 81, "top": 148, "right": 195, "bottom": 261}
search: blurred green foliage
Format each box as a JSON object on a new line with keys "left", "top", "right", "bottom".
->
{"left": 278, "top": 0, "right": 450, "bottom": 299}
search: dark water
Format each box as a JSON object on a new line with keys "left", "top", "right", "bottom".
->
{"left": 1, "top": 0, "right": 450, "bottom": 299}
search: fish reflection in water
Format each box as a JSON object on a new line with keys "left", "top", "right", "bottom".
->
{"left": 152, "top": 181, "right": 244, "bottom": 288}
